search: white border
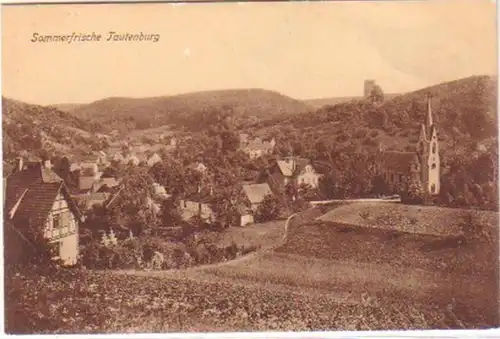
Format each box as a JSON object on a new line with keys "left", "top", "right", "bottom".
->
{"left": 0, "top": 1, "right": 498, "bottom": 338}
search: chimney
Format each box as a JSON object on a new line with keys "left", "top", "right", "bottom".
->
{"left": 15, "top": 157, "right": 24, "bottom": 172}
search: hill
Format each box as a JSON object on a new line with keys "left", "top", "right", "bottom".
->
{"left": 249, "top": 75, "right": 498, "bottom": 210}
{"left": 49, "top": 103, "right": 84, "bottom": 113}
{"left": 256, "top": 75, "right": 497, "bottom": 154}
{"left": 304, "top": 93, "right": 401, "bottom": 109}
{"left": 2, "top": 97, "right": 107, "bottom": 163}
{"left": 70, "top": 89, "right": 314, "bottom": 133}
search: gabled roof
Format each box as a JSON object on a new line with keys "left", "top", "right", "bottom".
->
{"left": 79, "top": 176, "right": 96, "bottom": 191}
{"left": 93, "top": 177, "right": 120, "bottom": 192}
{"left": 190, "top": 162, "right": 207, "bottom": 173}
{"left": 242, "top": 183, "right": 272, "bottom": 205}
{"left": 376, "top": 151, "right": 420, "bottom": 173}
{"left": 244, "top": 138, "right": 274, "bottom": 152}
{"left": 5, "top": 164, "right": 83, "bottom": 229}
{"left": 147, "top": 153, "right": 162, "bottom": 166}
{"left": 276, "top": 157, "right": 311, "bottom": 177}
{"left": 74, "top": 192, "right": 110, "bottom": 210}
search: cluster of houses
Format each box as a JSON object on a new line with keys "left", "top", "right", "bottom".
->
{"left": 3, "top": 144, "right": 323, "bottom": 266}
{"left": 3, "top": 97, "right": 442, "bottom": 266}
{"left": 178, "top": 155, "right": 323, "bottom": 226}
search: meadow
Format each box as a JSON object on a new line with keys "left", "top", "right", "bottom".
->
{"left": 5, "top": 203, "right": 498, "bottom": 333}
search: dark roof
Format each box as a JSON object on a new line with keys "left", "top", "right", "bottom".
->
{"left": 376, "top": 151, "right": 420, "bottom": 173}
{"left": 3, "top": 162, "right": 14, "bottom": 177}
{"left": 5, "top": 164, "right": 83, "bottom": 229}
{"left": 183, "top": 188, "right": 214, "bottom": 204}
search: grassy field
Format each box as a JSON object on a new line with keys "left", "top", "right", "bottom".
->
{"left": 317, "top": 202, "right": 499, "bottom": 236}
{"left": 199, "top": 220, "right": 285, "bottom": 249}
{"left": 6, "top": 205, "right": 498, "bottom": 333}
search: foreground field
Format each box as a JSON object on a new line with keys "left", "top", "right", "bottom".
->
{"left": 5, "top": 269, "right": 473, "bottom": 334}
{"left": 5, "top": 205, "right": 498, "bottom": 333}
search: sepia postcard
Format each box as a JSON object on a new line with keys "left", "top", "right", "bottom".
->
{"left": 1, "top": 0, "right": 499, "bottom": 335}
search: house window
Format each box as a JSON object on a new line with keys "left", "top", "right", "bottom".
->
{"left": 431, "top": 163, "right": 436, "bottom": 170}
{"left": 399, "top": 174, "right": 404, "bottom": 182}
{"left": 432, "top": 143, "right": 436, "bottom": 154}
{"left": 431, "top": 184, "right": 436, "bottom": 193}
{"left": 53, "top": 214, "right": 62, "bottom": 229}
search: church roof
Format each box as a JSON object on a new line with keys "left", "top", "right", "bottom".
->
{"left": 377, "top": 151, "right": 420, "bottom": 173}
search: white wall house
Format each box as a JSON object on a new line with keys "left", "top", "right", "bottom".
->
{"left": 5, "top": 159, "right": 83, "bottom": 266}
{"left": 44, "top": 192, "right": 80, "bottom": 265}
{"left": 296, "top": 164, "right": 321, "bottom": 189}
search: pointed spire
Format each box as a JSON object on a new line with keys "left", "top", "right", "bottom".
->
{"left": 426, "top": 93, "right": 433, "bottom": 128}
{"left": 419, "top": 123, "right": 427, "bottom": 142}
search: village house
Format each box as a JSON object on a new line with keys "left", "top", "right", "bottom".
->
{"left": 78, "top": 160, "right": 103, "bottom": 193}
{"left": 92, "top": 177, "right": 120, "bottom": 193}
{"left": 374, "top": 96, "right": 440, "bottom": 196}
{"left": 4, "top": 158, "right": 83, "bottom": 265}
{"left": 74, "top": 192, "right": 111, "bottom": 211}
{"left": 240, "top": 182, "right": 273, "bottom": 226}
{"left": 147, "top": 153, "right": 162, "bottom": 167}
{"left": 153, "top": 182, "right": 171, "bottom": 199}
{"left": 268, "top": 157, "right": 322, "bottom": 192}
{"left": 179, "top": 186, "right": 215, "bottom": 224}
{"left": 241, "top": 137, "right": 276, "bottom": 160}
{"left": 191, "top": 161, "right": 208, "bottom": 174}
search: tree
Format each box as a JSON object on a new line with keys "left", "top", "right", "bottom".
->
{"left": 404, "top": 181, "right": 425, "bottom": 204}
{"left": 369, "top": 84, "right": 385, "bottom": 105}
{"left": 4, "top": 218, "right": 62, "bottom": 275}
{"left": 106, "top": 170, "right": 158, "bottom": 236}
{"left": 159, "top": 198, "right": 182, "bottom": 227}
{"left": 255, "top": 194, "right": 281, "bottom": 223}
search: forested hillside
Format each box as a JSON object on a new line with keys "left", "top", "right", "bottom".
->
{"left": 249, "top": 75, "right": 498, "bottom": 210}
{"left": 69, "top": 89, "right": 314, "bottom": 133}
{"left": 2, "top": 97, "right": 107, "bottom": 162}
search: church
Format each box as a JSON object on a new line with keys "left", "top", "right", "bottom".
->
{"left": 374, "top": 96, "right": 440, "bottom": 196}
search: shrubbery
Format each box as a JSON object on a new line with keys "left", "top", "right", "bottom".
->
{"left": 79, "top": 235, "right": 259, "bottom": 270}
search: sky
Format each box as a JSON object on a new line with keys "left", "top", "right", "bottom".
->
{"left": 2, "top": 0, "right": 497, "bottom": 106}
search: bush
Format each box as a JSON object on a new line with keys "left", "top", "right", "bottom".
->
{"left": 255, "top": 194, "right": 282, "bottom": 223}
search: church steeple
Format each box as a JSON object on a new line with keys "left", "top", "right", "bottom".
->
{"left": 419, "top": 123, "right": 427, "bottom": 142}
{"left": 426, "top": 93, "right": 434, "bottom": 129}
